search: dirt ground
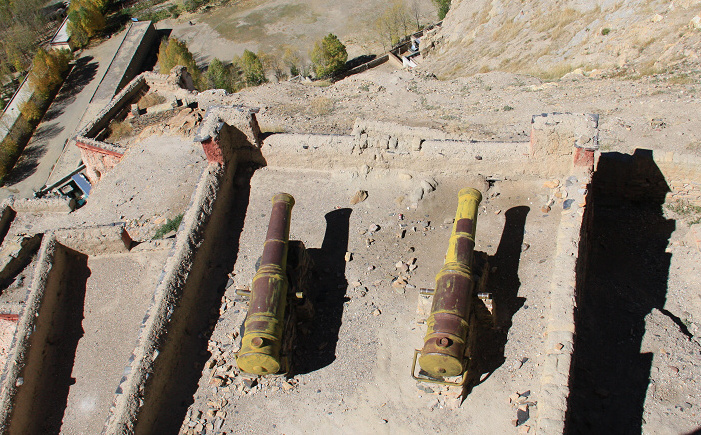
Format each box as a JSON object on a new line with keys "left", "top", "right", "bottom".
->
{"left": 158, "top": 0, "right": 437, "bottom": 65}
{"left": 179, "top": 166, "right": 572, "bottom": 434}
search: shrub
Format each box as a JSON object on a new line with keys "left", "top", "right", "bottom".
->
{"left": 434, "top": 0, "right": 451, "bottom": 20}
{"left": 601, "top": 28, "right": 611, "bottom": 36}
{"left": 309, "top": 33, "right": 347, "bottom": 78}
{"left": 153, "top": 214, "right": 184, "bottom": 239}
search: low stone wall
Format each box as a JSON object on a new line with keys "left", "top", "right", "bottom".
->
{"left": 537, "top": 166, "right": 593, "bottom": 434}
{"left": 54, "top": 224, "right": 132, "bottom": 256}
{"left": 262, "top": 133, "right": 532, "bottom": 175}
{"left": 11, "top": 196, "right": 75, "bottom": 214}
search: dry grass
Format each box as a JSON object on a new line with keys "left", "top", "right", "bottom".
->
{"left": 310, "top": 97, "right": 334, "bottom": 115}
{"left": 637, "top": 59, "right": 666, "bottom": 77}
{"left": 107, "top": 119, "right": 134, "bottom": 141}
{"left": 534, "top": 8, "right": 580, "bottom": 36}
{"left": 138, "top": 92, "right": 167, "bottom": 110}
{"left": 533, "top": 63, "right": 577, "bottom": 81}
{"left": 668, "top": 74, "right": 697, "bottom": 85}
{"left": 493, "top": 20, "right": 524, "bottom": 42}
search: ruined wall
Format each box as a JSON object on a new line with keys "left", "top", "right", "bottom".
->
{"left": 103, "top": 114, "right": 260, "bottom": 433}
{"left": 78, "top": 145, "right": 124, "bottom": 185}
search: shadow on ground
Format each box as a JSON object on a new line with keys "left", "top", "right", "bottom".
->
{"left": 42, "top": 56, "right": 99, "bottom": 123}
{"left": 566, "top": 149, "right": 674, "bottom": 434}
{"left": 293, "top": 208, "right": 352, "bottom": 375}
{"left": 7, "top": 246, "right": 90, "bottom": 434}
{"left": 464, "top": 206, "right": 529, "bottom": 395}
{"left": 3, "top": 123, "right": 64, "bottom": 185}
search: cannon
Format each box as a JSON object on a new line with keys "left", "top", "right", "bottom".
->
{"left": 236, "top": 193, "right": 311, "bottom": 375}
{"left": 412, "top": 187, "right": 492, "bottom": 386}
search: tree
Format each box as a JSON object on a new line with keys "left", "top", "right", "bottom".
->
{"left": 411, "top": 0, "right": 422, "bottom": 31}
{"left": 157, "top": 37, "right": 202, "bottom": 88}
{"left": 282, "top": 46, "right": 302, "bottom": 77}
{"left": 433, "top": 0, "right": 451, "bottom": 20}
{"left": 205, "top": 58, "right": 241, "bottom": 93}
{"left": 309, "top": 34, "right": 347, "bottom": 79}
{"left": 67, "top": 0, "right": 106, "bottom": 48}
{"left": 27, "top": 48, "right": 72, "bottom": 97}
{"left": 237, "top": 50, "right": 266, "bottom": 86}
{"left": 375, "top": 1, "right": 411, "bottom": 51}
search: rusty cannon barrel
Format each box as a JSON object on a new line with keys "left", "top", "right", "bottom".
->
{"left": 236, "top": 193, "right": 295, "bottom": 375}
{"left": 417, "top": 187, "right": 482, "bottom": 381}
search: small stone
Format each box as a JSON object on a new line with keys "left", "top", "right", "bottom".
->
{"left": 494, "top": 209, "right": 502, "bottom": 214}
{"left": 397, "top": 230, "right": 406, "bottom": 239}
{"left": 555, "top": 189, "right": 568, "bottom": 199}
{"left": 209, "top": 377, "right": 226, "bottom": 387}
{"left": 369, "top": 224, "right": 380, "bottom": 232}
{"left": 351, "top": 281, "right": 362, "bottom": 287}
{"left": 522, "top": 243, "right": 530, "bottom": 251}
{"left": 543, "top": 179, "right": 560, "bottom": 189}
{"left": 206, "top": 359, "right": 216, "bottom": 369}
{"left": 443, "top": 218, "right": 454, "bottom": 224}
{"left": 372, "top": 308, "right": 381, "bottom": 316}
{"left": 541, "top": 205, "right": 551, "bottom": 213}
{"left": 350, "top": 190, "right": 369, "bottom": 205}
{"left": 345, "top": 252, "right": 353, "bottom": 262}
{"left": 508, "top": 393, "right": 520, "bottom": 404}
{"left": 282, "top": 381, "right": 294, "bottom": 391}
{"left": 409, "top": 264, "right": 417, "bottom": 271}
{"left": 511, "top": 419, "right": 519, "bottom": 427}
{"left": 518, "top": 425, "right": 531, "bottom": 434}
{"left": 242, "top": 378, "right": 258, "bottom": 389}
{"left": 195, "top": 423, "right": 204, "bottom": 432}
{"left": 555, "top": 343, "right": 564, "bottom": 350}
{"left": 395, "top": 261, "right": 404, "bottom": 269}
{"left": 367, "top": 265, "right": 375, "bottom": 271}
{"left": 669, "top": 366, "right": 679, "bottom": 373}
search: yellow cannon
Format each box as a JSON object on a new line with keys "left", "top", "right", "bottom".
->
{"left": 412, "top": 187, "right": 485, "bottom": 385}
{"left": 236, "top": 193, "right": 295, "bottom": 375}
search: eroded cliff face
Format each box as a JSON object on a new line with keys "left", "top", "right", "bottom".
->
{"left": 421, "top": 0, "right": 701, "bottom": 78}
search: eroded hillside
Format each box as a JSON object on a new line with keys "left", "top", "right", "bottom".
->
{"left": 421, "top": 0, "right": 701, "bottom": 79}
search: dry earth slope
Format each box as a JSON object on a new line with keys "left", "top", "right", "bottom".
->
{"left": 421, "top": 0, "right": 701, "bottom": 78}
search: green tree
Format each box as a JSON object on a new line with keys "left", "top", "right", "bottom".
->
{"left": 237, "top": 50, "right": 266, "bottom": 86}
{"left": 205, "top": 58, "right": 240, "bottom": 93}
{"left": 158, "top": 37, "right": 201, "bottom": 88}
{"left": 309, "top": 33, "right": 347, "bottom": 78}
{"left": 433, "top": 0, "right": 450, "bottom": 20}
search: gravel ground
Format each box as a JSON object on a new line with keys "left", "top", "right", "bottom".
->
{"left": 180, "top": 166, "right": 566, "bottom": 434}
